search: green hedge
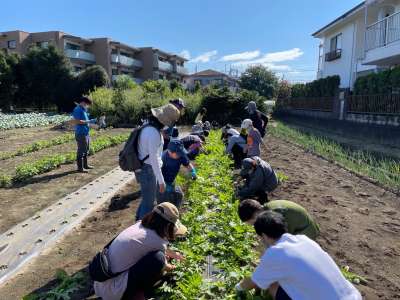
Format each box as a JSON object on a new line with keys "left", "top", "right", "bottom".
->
{"left": 353, "top": 66, "right": 400, "bottom": 95}
{"left": 291, "top": 75, "right": 340, "bottom": 98}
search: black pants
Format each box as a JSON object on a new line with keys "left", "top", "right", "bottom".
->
{"left": 255, "top": 190, "right": 269, "bottom": 204}
{"left": 76, "top": 134, "right": 90, "bottom": 160}
{"left": 122, "top": 250, "right": 165, "bottom": 300}
{"left": 231, "top": 144, "right": 246, "bottom": 169}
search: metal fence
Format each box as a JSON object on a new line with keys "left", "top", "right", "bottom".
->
{"left": 347, "top": 94, "right": 400, "bottom": 115}
{"left": 280, "top": 97, "right": 334, "bottom": 112}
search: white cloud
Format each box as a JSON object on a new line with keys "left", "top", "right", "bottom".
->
{"left": 220, "top": 50, "right": 261, "bottom": 62}
{"left": 179, "top": 49, "right": 191, "bottom": 60}
{"left": 190, "top": 50, "right": 218, "bottom": 63}
{"left": 232, "top": 48, "right": 304, "bottom": 71}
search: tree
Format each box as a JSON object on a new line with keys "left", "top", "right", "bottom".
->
{"left": 0, "top": 51, "right": 20, "bottom": 110}
{"left": 277, "top": 80, "right": 292, "bottom": 100}
{"left": 16, "top": 45, "right": 74, "bottom": 110}
{"left": 239, "top": 65, "right": 279, "bottom": 99}
{"left": 113, "top": 74, "right": 137, "bottom": 90}
{"left": 77, "top": 65, "right": 109, "bottom": 96}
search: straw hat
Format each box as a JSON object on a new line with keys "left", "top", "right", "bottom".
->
{"left": 154, "top": 202, "right": 187, "bottom": 236}
{"left": 151, "top": 104, "right": 181, "bottom": 127}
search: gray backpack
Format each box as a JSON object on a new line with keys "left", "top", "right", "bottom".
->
{"left": 119, "top": 125, "right": 150, "bottom": 171}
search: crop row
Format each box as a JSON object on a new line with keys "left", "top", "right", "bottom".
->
{"left": 0, "top": 113, "right": 71, "bottom": 130}
{"left": 0, "top": 133, "right": 129, "bottom": 187}
{"left": 158, "top": 131, "right": 261, "bottom": 299}
{"left": 0, "top": 131, "right": 100, "bottom": 161}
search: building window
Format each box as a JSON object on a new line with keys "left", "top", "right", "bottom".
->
{"left": 36, "top": 41, "right": 49, "bottom": 48}
{"left": 7, "top": 40, "right": 16, "bottom": 49}
{"left": 325, "top": 34, "right": 342, "bottom": 62}
{"left": 65, "top": 42, "right": 80, "bottom": 50}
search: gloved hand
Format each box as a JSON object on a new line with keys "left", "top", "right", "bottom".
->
{"left": 191, "top": 168, "right": 197, "bottom": 180}
{"left": 166, "top": 184, "right": 174, "bottom": 193}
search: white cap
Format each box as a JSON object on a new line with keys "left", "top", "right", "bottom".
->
{"left": 241, "top": 119, "right": 253, "bottom": 130}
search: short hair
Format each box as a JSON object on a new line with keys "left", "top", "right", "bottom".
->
{"left": 203, "top": 130, "right": 210, "bottom": 137}
{"left": 238, "top": 199, "right": 263, "bottom": 222}
{"left": 78, "top": 96, "right": 92, "bottom": 105}
{"left": 141, "top": 211, "right": 176, "bottom": 240}
{"left": 254, "top": 211, "right": 288, "bottom": 239}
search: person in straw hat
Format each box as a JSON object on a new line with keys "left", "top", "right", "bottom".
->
{"left": 94, "top": 202, "right": 187, "bottom": 300}
{"left": 135, "top": 103, "right": 181, "bottom": 221}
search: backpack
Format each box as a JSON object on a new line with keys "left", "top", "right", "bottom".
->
{"left": 119, "top": 124, "right": 151, "bottom": 171}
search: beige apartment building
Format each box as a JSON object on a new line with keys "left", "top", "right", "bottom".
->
{"left": 0, "top": 30, "right": 188, "bottom": 83}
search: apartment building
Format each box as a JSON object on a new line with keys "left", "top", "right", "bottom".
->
{"left": 183, "top": 69, "right": 239, "bottom": 91}
{"left": 0, "top": 30, "right": 188, "bottom": 83}
{"left": 313, "top": 0, "right": 400, "bottom": 89}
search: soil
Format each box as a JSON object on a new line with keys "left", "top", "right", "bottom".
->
{"left": 265, "top": 136, "right": 400, "bottom": 300}
{"left": 0, "top": 134, "right": 130, "bottom": 234}
{"left": 0, "top": 134, "right": 399, "bottom": 299}
{"left": 0, "top": 126, "right": 66, "bottom": 152}
{"left": 0, "top": 182, "right": 141, "bottom": 300}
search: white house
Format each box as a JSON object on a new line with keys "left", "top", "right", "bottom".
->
{"left": 313, "top": 0, "right": 400, "bottom": 89}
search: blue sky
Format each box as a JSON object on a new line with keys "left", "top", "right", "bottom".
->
{"left": 2, "top": 0, "right": 361, "bottom": 82}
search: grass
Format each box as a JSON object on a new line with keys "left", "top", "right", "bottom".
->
{"left": 269, "top": 121, "right": 400, "bottom": 192}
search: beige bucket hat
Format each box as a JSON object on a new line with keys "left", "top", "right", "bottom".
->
{"left": 154, "top": 202, "right": 187, "bottom": 236}
{"left": 151, "top": 104, "right": 181, "bottom": 127}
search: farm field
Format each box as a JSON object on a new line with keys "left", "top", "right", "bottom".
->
{"left": 0, "top": 129, "right": 399, "bottom": 299}
{"left": 0, "top": 127, "right": 132, "bottom": 233}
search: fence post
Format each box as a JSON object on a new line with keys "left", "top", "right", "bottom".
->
{"left": 339, "top": 91, "right": 345, "bottom": 120}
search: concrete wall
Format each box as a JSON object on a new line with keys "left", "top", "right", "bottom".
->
{"left": 346, "top": 113, "right": 400, "bottom": 126}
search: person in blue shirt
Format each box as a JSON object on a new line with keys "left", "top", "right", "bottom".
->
{"left": 72, "top": 96, "right": 97, "bottom": 173}
{"left": 157, "top": 140, "right": 196, "bottom": 208}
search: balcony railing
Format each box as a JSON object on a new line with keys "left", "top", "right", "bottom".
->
{"left": 325, "top": 49, "right": 342, "bottom": 62}
{"left": 366, "top": 11, "right": 400, "bottom": 51}
{"left": 176, "top": 65, "right": 188, "bottom": 75}
{"left": 111, "top": 54, "right": 143, "bottom": 68}
{"left": 64, "top": 49, "right": 95, "bottom": 62}
{"left": 158, "top": 60, "right": 173, "bottom": 72}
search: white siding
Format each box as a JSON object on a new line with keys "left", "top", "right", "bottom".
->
{"left": 320, "top": 22, "right": 356, "bottom": 88}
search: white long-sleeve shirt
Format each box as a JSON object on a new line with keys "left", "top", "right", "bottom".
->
{"left": 137, "top": 126, "right": 165, "bottom": 185}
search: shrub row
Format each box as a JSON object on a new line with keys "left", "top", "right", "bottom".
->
{"left": 0, "top": 133, "right": 129, "bottom": 187}
{"left": 354, "top": 66, "right": 400, "bottom": 95}
{"left": 291, "top": 75, "right": 340, "bottom": 98}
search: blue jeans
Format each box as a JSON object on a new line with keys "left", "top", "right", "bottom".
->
{"left": 135, "top": 164, "right": 157, "bottom": 220}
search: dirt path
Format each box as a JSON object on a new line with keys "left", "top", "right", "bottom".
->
{"left": 265, "top": 136, "right": 400, "bottom": 300}
{"left": 0, "top": 182, "right": 140, "bottom": 300}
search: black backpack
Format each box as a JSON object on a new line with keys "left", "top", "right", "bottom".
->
{"left": 119, "top": 125, "right": 150, "bottom": 172}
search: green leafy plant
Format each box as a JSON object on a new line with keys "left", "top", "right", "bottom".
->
{"left": 1, "top": 133, "right": 129, "bottom": 187}
{"left": 23, "top": 269, "right": 87, "bottom": 300}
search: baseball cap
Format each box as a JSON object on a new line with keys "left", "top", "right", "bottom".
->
{"left": 240, "top": 158, "right": 256, "bottom": 177}
{"left": 154, "top": 202, "right": 187, "bottom": 236}
{"left": 167, "top": 140, "right": 187, "bottom": 157}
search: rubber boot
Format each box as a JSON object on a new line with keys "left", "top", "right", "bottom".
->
{"left": 83, "top": 156, "right": 94, "bottom": 169}
{"left": 77, "top": 158, "right": 88, "bottom": 173}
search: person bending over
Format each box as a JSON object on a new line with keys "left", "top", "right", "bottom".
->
{"left": 158, "top": 140, "right": 196, "bottom": 208}
{"left": 235, "top": 211, "right": 361, "bottom": 300}
{"left": 94, "top": 202, "right": 187, "bottom": 300}
{"left": 238, "top": 199, "right": 319, "bottom": 240}
{"left": 181, "top": 134, "right": 204, "bottom": 160}
{"left": 241, "top": 119, "right": 264, "bottom": 157}
{"left": 237, "top": 157, "right": 278, "bottom": 204}
{"left": 162, "top": 126, "right": 179, "bottom": 151}
{"left": 225, "top": 128, "right": 247, "bottom": 169}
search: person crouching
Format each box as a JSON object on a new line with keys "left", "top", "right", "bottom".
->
{"left": 94, "top": 202, "right": 187, "bottom": 300}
